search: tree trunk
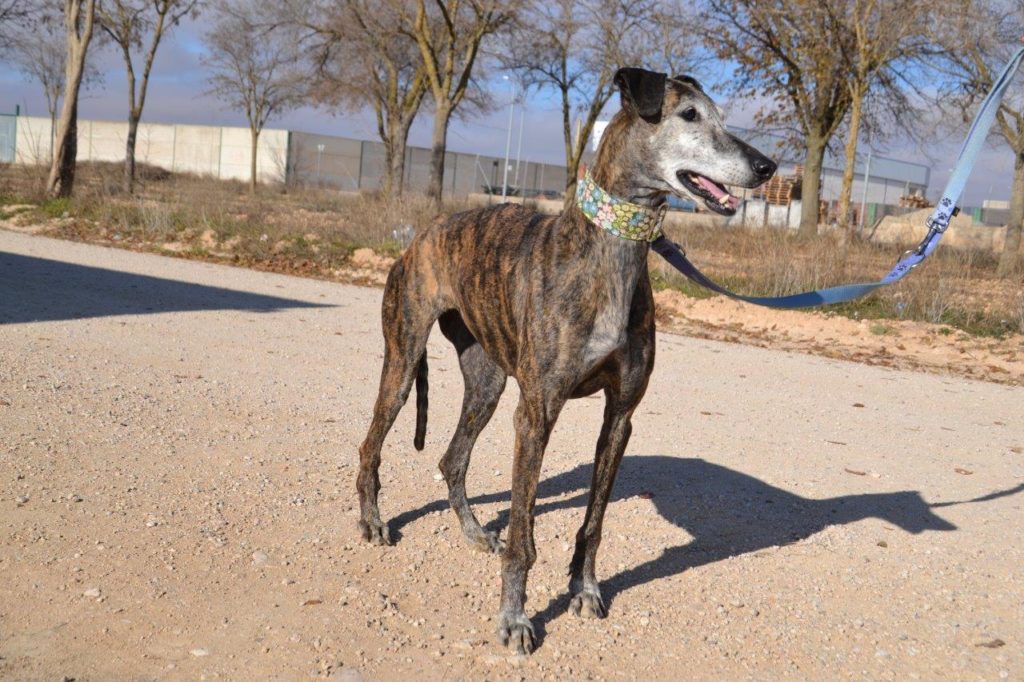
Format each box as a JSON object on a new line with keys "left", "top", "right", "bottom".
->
{"left": 837, "top": 92, "right": 864, "bottom": 235}
{"left": 997, "top": 151, "right": 1024, "bottom": 277}
{"left": 798, "top": 135, "right": 827, "bottom": 238}
{"left": 124, "top": 113, "right": 139, "bottom": 194}
{"left": 384, "top": 135, "right": 408, "bottom": 198}
{"left": 381, "top": 115, "right": 414, "bottom": 199}
{"left": 48, "top": 103, "right": 78, "bottom": 198}
{"left": 249, "top": 127, "right": 259, "bottom": 194}
{"left": 46, "top": 0, "right": 96, "bottom": 199}
{"left": 426, "top": 106, "right": 451, "bottom": 205}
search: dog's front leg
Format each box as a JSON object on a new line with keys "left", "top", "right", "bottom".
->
{"left": 569, "top": 395, "right": 635, "bottom": 618}
{"left": 497, "top": 393, "right": 562, "bottom": 655}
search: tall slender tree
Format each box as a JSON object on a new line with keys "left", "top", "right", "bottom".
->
{"left": 6, "top": 15, "right": 69, "bottom": 133}
{"left": 831, "top": 0, "right": 936, "bottom": 233}
{"left": 703, "top": 0, "right": 853, "bottom": 237}
{"left": 504, "top": 0, "right": 693, "bottom": 200}
{"left": 203, "top": 1, "right": 304, "bottom": 193}
{"left": 47, "top": 0, "right": 98, "bottom": 198}
{"left": 284, "top": 0, "right": 427, "bottom": 198}
{"left": 398, "top": 0, "right": 513, "bottom": 204}
{"left": 98, "top": 0, "right": 200, "bottom": 194}
{"left": 939, "top": 0, "right": 1024, "bottom": 277}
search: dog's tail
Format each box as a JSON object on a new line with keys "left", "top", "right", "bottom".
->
{"left": 413, "top": 352, "right": 428, "bottom": 450}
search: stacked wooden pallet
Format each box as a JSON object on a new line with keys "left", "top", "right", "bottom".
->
{"left": 752, "top": 165, "right": 802, "bottom": 205}
{"left": 899, "top": 193, "right": 931, "bottom": 209}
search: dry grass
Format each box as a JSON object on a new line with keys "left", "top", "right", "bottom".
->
{"left": 2, "top": 162, "right": 1021, "bottom": 337}
{"left": 1, "top": 162, "right": 467, "bottom": 268}
{"left": 652, "top": 219, "right": 1022, "bottom": 337}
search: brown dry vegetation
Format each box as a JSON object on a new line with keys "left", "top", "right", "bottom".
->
{"left": 1, "top": 162, "right": 1022, "bottom": 339}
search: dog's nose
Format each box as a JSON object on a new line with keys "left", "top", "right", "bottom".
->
{"left": 751, "top": 156, "right": 777, "bottom": 180}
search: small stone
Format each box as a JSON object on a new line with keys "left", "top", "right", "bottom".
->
{"left": 190, "top": 648, "right": 210, "bottom": 657}
{"left": 16, "top": 496, "right": 28, "bottom": 506}
{"left": 251, "top": 551, "right": 268, "bottom": 565}
{"left": 83, "top": 587, "right": 101, "bottom": 598}
{"left": 433, "top": 473, "right": 444, "bottom": 481}
{"left": 331, "top": 668, "right": 363, "bottom": 682}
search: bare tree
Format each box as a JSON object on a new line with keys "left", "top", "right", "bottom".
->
{"left": 203, "top": 1, "right": 304, "bottom": 194}
{"left": 0, "top": 0, "right": 32, "bottom": 49}
{"left": 831, "top": 0, "right": 937, "bottom": 233}
{"left": 703, "top": 0, "right": 854, "bottom": 237}
{"left": 939, "top": 0, "right": 1024, "bottom": 276}
{"left": 5, "top": 14, "right": 67, "bottom": 129}
{"left": 47, "top": 0, "right": 98, "bottom": 199}
{"left": 98, "top": 0, "right": 200, "bottom": 194}
{"left": 398, "top": 0, "right": 513, "bottom": 204}
{"left": 283, "top": 0, "right": 427, "bottom": 198}
{"left": 504, "top": 0, "right": 694, "bottom": 199}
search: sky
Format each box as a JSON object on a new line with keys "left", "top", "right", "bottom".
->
{"left": 0, "top": 18, "right": 1018, "bottom": 207}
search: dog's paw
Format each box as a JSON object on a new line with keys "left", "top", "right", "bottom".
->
{"left": 472, "top": 530, "right": 505, "bottom": 555}
{"left": 569, "top": 588, "right": 606, "bottom": 619}
{"left": 496, "top": 612, "right": 535, "bottom": 655}
{"left": 358, "top": 519, "right": 392, "bottom": 546}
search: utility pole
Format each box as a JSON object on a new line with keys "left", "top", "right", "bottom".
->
{"left": 501, "top": 76, "right": 517, "bottom": 200}
{"left": 514, "top": 106, "right": 525, "bottom": 187}
{"left": 857, "top": 148, "right": 873, "bottom": 235}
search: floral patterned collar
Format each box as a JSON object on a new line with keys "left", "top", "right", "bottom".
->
{"left": 575, "top": 170, "right": 666, "bottom": 242}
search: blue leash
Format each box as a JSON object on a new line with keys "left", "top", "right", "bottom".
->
{"left": 652, "top": 46, "right": 1024, "bottom": 309}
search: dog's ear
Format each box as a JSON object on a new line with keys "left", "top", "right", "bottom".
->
{"left": 672, "top": 75, "right": 704, "bottom": 92}
{"left": 614, "top": 67, "right": 667, "bottom": 123}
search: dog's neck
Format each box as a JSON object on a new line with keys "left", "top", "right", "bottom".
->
{"left": 562, "top": 111, "right": 667, "bottom": 256}
{"left": 589, "top": 111, "right": 668, "bottom": 209}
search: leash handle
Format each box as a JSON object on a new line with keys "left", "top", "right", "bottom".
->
{"left": 653, "top": 46, "right": 1024, "bottom": 309}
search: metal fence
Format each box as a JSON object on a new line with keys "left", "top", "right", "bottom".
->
{"left": 287, "top": 132, "right": 569, "bottom": 199}
{"left": 0, "top": 114, "right": 15, "bottom": 163}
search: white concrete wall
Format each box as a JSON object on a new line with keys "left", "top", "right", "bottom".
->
{"left": 14, "top": 116, "right": 53, "bottom": 164}
{"left": 11, "top": 116, "right": 288, "bottom": 184}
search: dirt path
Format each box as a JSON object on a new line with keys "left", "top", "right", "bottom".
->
{"left": 1, "top": 230, "right": 1022, "bottom": 680}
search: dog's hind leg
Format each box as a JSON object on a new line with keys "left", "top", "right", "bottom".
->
{"left": 437, "top": 314, "right": 507, "bottom": 552}
{"left": 357, "top": 261, "right": 437, "bottom": 546}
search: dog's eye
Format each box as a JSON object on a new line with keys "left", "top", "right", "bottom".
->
{"left": 680, "top": 107, "right": 699, "bottom": 122}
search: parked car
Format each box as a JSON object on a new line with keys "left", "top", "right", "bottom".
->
{"left": 666, "top": 195, "right": 698, "bottom": 212}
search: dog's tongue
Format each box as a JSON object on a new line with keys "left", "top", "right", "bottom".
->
{"left": 693, "top": 174, "right": 740, "bottom": 209}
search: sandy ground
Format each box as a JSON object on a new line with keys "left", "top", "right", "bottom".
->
{"left": 1, "top": 230, "right": 1023, "bottom": 681}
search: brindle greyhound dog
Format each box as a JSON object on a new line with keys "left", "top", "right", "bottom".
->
{"left": 356, "top": 67, "right": 776, "bottom": 653}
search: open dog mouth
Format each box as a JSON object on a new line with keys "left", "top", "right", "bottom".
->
{"left": 677, "top": 171, "right": 741, "bottom": 216}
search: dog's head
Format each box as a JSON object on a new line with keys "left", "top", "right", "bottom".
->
{"left": 608, "top": 67, "right": 776, "bottom": 216}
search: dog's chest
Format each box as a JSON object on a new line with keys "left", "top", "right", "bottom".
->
{"left": 581, "top": 282, "right": 634, "bottom": 366}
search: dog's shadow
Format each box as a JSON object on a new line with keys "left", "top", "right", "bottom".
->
{"left": 390, "top": 455, "right": 1020, "bottom": 641}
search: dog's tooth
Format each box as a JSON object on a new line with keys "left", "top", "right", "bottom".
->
{"left": 720, "top": 194, "right": 731, "bottom": 205}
